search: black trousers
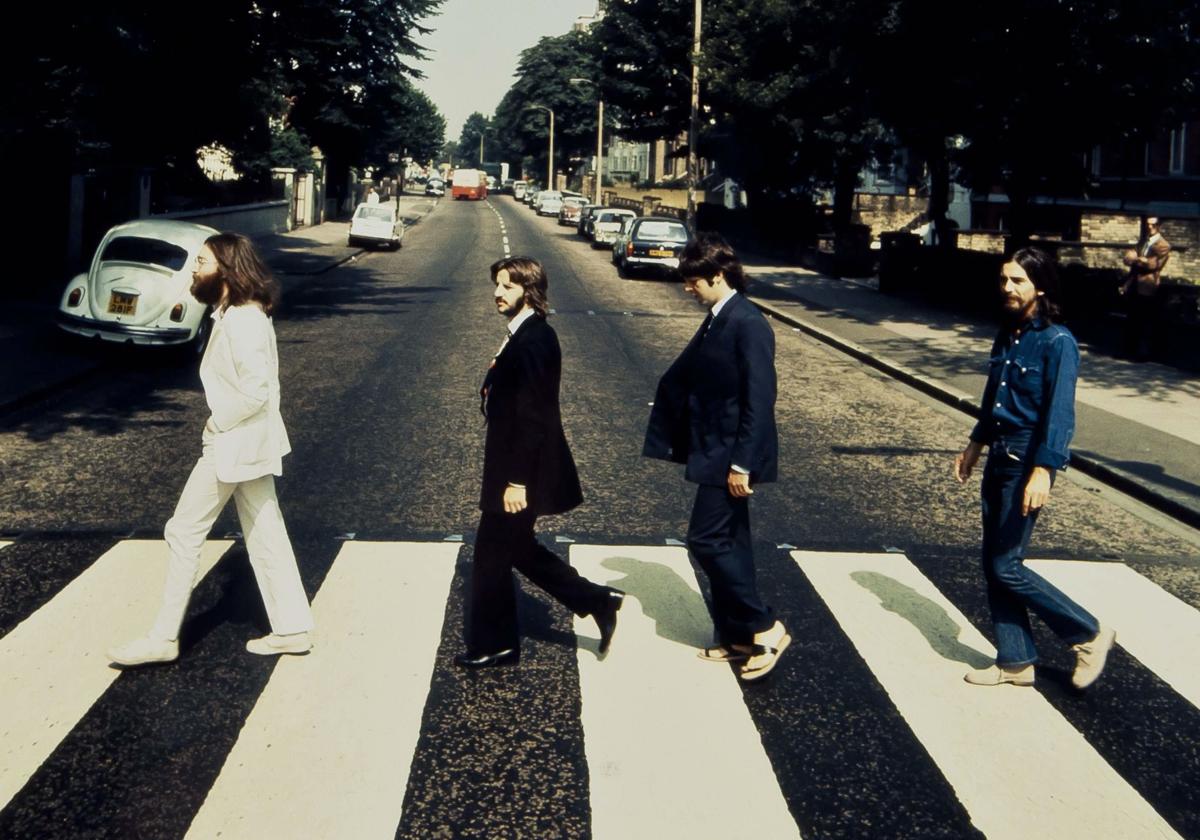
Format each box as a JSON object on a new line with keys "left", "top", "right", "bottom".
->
{"left": 686, "top": 484, "right": 775, "bottom": 644}
{"left": 466, "top": 509, "right": 608, "bottom": 655}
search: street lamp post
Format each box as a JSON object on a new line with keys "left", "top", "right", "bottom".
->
{"left": 479, "top": 131, "right": 486, "bottom": 165}
{"left": 570, "top": 78, "right": 604, "bottom": 207}
{"left": 687, "top": 0, "right": 702, "bottom": 232}
{"left": 524, "top": 104, "right": 555, "bottom": 190}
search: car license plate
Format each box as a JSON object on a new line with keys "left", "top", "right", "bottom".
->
{"left": 649, "top": 249, "right": 673, "bottom": 257}
{"left": 107, "top": 291, "right": 138, "bottom": 315}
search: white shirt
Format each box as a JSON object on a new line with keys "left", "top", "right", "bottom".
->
{"left": 710, "top": 288, "right": 738, "bottom": 321}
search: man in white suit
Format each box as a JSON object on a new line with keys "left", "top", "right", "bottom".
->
{"left": 109, "top": 233, "right": 314, "bottom": 666}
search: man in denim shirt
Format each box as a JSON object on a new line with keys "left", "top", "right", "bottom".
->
{"left": 955, "top": 247, "right": 1115, "bottom": 689}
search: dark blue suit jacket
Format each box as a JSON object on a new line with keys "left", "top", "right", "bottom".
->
{"left": 643, "top": 293, "right": 778, "bottom": 486}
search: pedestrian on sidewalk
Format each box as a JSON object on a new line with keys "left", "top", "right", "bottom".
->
{"left": 955, "top": 247, "right": 1114, "bottom": 689}
{"left": 1120, "top": 216, "right": 1171, "bottom": 361}
{"left": 458, "top": 256, "right": 624, "bottom": 668}
{"left": 108, "top": 233, "right": 314, "bottom": 666}
{"left": 644, "top": 233, "right": 790, "bottom": 682}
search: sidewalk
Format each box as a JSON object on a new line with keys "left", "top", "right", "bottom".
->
{"left": 743, "top": 261, "right": 1200, "bottom": 528}
{"left": 0, "top": 195, "right": 439, "bottom": 415}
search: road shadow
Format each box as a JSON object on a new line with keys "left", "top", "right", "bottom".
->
{"left": 590, "top": 555, "right": 712, "bottom": 650}
{"left": 1073, "top": 449, "right": 1200, "bottom": 501}
{"left": 851, "top": 570, "right": 993, "bottom": 668}
{"left": 832, "top": 445, "right": 960, "bottom": 457}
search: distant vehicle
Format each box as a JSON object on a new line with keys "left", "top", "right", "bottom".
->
{"left": 57, "top": 219, "right": 219, "bottom": 355}
{"left": 512, "top": 181, "right": 528, "bottom": 200}
{"left": 557, "top": 196, "right": 588, "bottom": 226}
{"left": 451, "top": 168, "right": 488, "bottom": 200}
{"left": 591, "top": 208, "right": 637, "bottom": 247}
{"left": 612, "top": 216, "right": 690, "bottom": 277}
{"left": 523, "top": 187, "right": 541, "bottom": 206}
{"left": 577, "top": 204, "right": 603, "bottom": 238}
{"left": 500, "top": 179, "right": 515, "bottom": 194}
{"left": 348, "top": 202, "right": 404, "bottom": 250}
{"left": 485, "top": 175, "right": 497, "bottom": 192}
{"left": 537, "top": 192, "right": 564, "bottom": 217}
{"left": 425, "top": 178, "right": 445, "bottom": 196}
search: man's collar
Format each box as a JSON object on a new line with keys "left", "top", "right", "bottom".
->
{"left": 710, "top": 288, "right": 738, "bottom": 318}
{"left": 507, "top": 306, "right": 537, "bottom": 336}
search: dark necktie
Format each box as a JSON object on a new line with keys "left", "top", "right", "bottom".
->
{"left": 698, "top": 312, "right": 713, "bottom": 339}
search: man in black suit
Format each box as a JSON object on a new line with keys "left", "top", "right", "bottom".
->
{"left": 458, "top": 256, "right": 624, "bottom": 668}
{"left": 644, "top": 233, "right": 790, "bottom": 681}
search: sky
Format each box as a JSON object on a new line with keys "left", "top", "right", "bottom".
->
{"left": 412, "top": 0, "right": 601, "bottom": 146}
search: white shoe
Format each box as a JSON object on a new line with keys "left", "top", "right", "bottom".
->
{"left": 246, "top": 632, "right": 312, "bottom": 656}
{"left": 964, "top": 663, "right": 1035, "bottom": 686}
{"left": 1071, "top": 625, "right": 1116, "bottom": 689}
{"left": 108, "top": 636, "right": 179, "bottom": 667}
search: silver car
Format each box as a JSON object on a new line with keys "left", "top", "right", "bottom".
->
{"left": 592, "top": 209, "right": 637, "bottom": 248}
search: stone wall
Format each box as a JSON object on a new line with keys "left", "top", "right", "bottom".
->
{"left": 852, "top": 193, "right": 928, "bottom": 239}
{"left": 154, "top": 200, "right": 292, "bottom": 237}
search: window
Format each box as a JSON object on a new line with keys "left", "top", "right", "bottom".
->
{"left": 1170, "top": 124, "right": 1186, "bottom": 174}
{"left": 355, "top": 206, "right": 394, "bottom": 221}
{"left": 635, "top": 221, "right": 688, "bottom": 241}
{"left": 100, "top": 237, "right": 189, "bottom": 271}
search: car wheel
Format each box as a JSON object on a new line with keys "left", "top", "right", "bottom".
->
{"left": 391, "top": 240, "right": 402, "bottom": 250}
{"left": 616, "top": 259, "right": 628, "bottom": 279}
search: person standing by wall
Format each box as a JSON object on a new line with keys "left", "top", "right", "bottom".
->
{"left": 1120, "top": 216, "right": 1171, "bottom": 360}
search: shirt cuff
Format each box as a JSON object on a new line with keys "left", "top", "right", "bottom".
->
{"left": 1033, "top": 444, "right": 1069, "bottom": 471}
{"left": 731, "top": 464, "right": 750, "bottom": 475}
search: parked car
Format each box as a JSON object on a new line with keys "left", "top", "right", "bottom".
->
{"left": 577, "top": 204, "right": 604, "bottom": 238}
{"left": 512, "top": 181, "right": 528, "bottom": 200}
{"left": 612, "top": 216, "right": 691, "bottom": 277}
{"left": 425, "top": 178, "right": 445, "bottom": 196}
{"left": 557, "top": 196, "right": 589, "bottom": 226}
{"left": 57, "top": 219, "right": 219, "bottom": 354}
{"left": 348, "top": 202, "right": 405, "bottom": 249}
{"left": 592, "top": 209, "right": 637, "bottom": 248}
{"left": 537, "top": 191, "right": 563, "bottom": 217}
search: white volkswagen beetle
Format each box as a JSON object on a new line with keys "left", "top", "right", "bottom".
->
{"left": 57, "top": 219, "right": 220, "bottom": 354}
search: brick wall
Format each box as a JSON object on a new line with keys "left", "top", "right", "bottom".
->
{"left": 957, "top": 231, "right": 1006, "bottom": 253}
{"left": 852, "top": 194, "right": 928, "bottom": 238}
{"left": 1075, "top": 212, "right": 1197, "bottom": 282}
{"left": 1079, "top": 212, "right": 1140, "bottom": 244}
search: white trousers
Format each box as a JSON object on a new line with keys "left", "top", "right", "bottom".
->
{"left": 150, "top": 448, "right": 315, "bottom": 641}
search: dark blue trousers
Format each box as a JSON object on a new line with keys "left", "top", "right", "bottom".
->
{"left": 981, "top": 451, "right": 1098, "bottom": 665}
{"left": 687, "top": 484, "right": 775, "bottom": 645}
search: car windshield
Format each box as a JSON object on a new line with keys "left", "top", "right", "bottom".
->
{"left": 356, "top": 206, "right": 394, "bottom": 221}
{"left": 100, "top": 236, "right": 189, "bottom": 271}
{"left": 598, "top": 212, "right": 626, "bottom": 223}
{"left": 634, "top": 221, "right": 688, "bottom": 241}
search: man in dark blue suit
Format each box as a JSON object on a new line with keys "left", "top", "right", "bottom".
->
{"left": 458, "top": 257, "right": 624, "bottom": 668}
{"left": 644, "top": 234, "right": 790, "bottom": 681}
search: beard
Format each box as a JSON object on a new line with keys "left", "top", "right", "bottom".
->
{"left": 497, "top": 297, "right": 524, "bottom": 318}
{"left": 190, "top": 270, "right": 224, "bottom": 305}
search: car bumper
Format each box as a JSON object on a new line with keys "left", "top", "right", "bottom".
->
{"left": 627, "top": 255, "right": 681, "bottom": 269}
{"left": 57, "top": 312, "right": 193, "bottom": 345}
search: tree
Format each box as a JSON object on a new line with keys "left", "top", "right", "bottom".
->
{"left": 490, "top": 31, "right": 605, "bottom": 185}
{"left": 458, "top": 112, "right": 493, "bottom": 164}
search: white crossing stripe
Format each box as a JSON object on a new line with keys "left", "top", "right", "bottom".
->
{"left": 185, "top": 541, "right": 460, "bottom": 840}
{"left": 0, "top": 539, "right": 231, "bottom": 810}
{"left": 792, "top": 551, "right": 1180, "bottom": 840}
{"left": 1029, "top": 559, "right": 1200, "bottom": 711}
{"left": 0, "top": 541, "right": 11, "bottom": 552}
{"left": 571, "top": 545, "right": 801, "bottom": 840}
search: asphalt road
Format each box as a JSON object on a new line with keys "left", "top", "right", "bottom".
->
{"left": 1, "top": 195, "right": 1199, "bottom": 839}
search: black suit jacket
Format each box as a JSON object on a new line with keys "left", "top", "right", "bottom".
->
{"left": 643, "top": 293, "right": 778, "bottom": 486}
{"left": 480, "top": 315, "right": 583, "bottom": 516}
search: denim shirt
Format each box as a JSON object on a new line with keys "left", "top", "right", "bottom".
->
{"left": 969, "top": 318, "right": 1079, "bottom": 470}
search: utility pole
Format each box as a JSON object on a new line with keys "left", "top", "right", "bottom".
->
{"left": 595, "top": 98, "right": 604, "bottom": 206}
{"left": 479, "top": 132, "right": 485, "bottom": 165}
{"left": 686, "top": 0, "right": 702, "bottom": 232}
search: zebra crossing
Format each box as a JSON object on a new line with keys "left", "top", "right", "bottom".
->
{"left": 0, "top": 535, "right": 1197, "bottom": 839}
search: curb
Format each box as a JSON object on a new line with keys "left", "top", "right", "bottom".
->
{"left": 749, "top": 295, "right": 1200, "bottom": 532}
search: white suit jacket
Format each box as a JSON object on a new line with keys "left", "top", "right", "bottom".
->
{"left": 199, "top": 304, "right": 291, "bottom": 483}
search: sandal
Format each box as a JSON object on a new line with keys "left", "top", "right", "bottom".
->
{"left": 738, "top": 630, "right": 792, "bottom": 682}
{"left": 697, "top": 643, "right": 752, "bottom": 663}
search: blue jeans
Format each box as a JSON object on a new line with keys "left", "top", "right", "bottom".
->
{"left": 980, "top": 441, "right": 1098, "bottom": 666}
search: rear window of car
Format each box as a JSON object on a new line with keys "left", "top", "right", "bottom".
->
{"left": 597, "top": 212, "right": 624, "bottom": 223}
{"left": 634, "top": 221, "right": 688, "bottom": 241}
{"left": 100, "top": 236, "right": 189, "bottom": 271}
{"left": 355, "top": 206, "right": 394, "bottom": 221}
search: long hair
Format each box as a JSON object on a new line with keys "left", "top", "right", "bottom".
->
{"left": 1008, "top": 246, "right": 1062, "bottom": 322}
{"left": 678, "top": 232, "right": 747, "bottom": 292}
{"left": 490, "top": 256, "right": 549, "bottom": 317}
{"left": 205, "top": 232, "right": 281, "bottom": 315}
